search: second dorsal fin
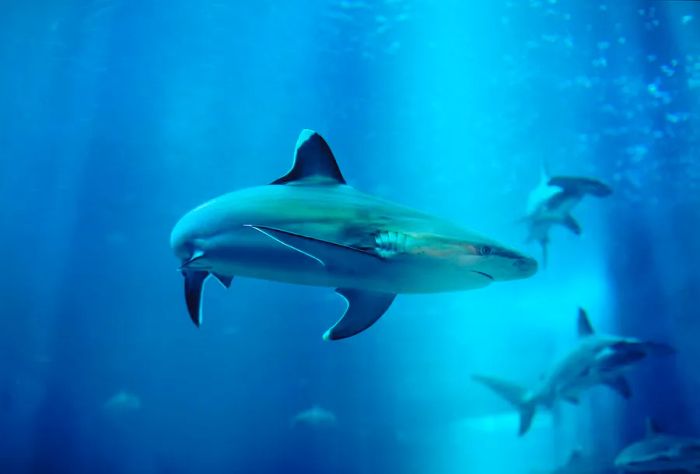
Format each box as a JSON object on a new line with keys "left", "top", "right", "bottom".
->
{"left": 577, "top": 307, "right": 595, "bottom": 337}
{"left": 272, "top": 129, "right": 346, "bottom": 185}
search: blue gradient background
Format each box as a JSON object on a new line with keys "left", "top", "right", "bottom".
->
{"left": 0, "top": 1, "right": 698, "bottom": 473}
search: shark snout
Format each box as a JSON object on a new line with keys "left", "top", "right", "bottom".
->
{"left": 513, "top": 255, "right": 538, "bottom": 277}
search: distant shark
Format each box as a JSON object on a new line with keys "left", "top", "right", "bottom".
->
{"left": 291, "top": 405, "right": 337, "bottom": 428}
{"left": 532, "top": 449, "right": 601, "bottom": 474}
{"left": 615, "top": 419, "right": 700, "bottom": 473}
{"left": 532, "top": 449, "right": 609, "bottom": 474}
{"left": 103, "top": 390, "right": 141, "bottom": 412}
{"left": 473, "top": 308, "right": 674, "bottom": 436}
{"left": 524, "top": 167, "right": 612, "bottom": 266}
{"left": 170, "top": 130, "right": 537, "bottom": 340}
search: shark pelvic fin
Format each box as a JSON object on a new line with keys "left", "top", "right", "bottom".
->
{"left": 246, "top": 225, "right": 381, "bottom": 267}
{"left": 577, "top": 307, "right": 595, "bottom": 337}
{"left": 606, "top": 375, "right": 632, "bottom": 399}
{"left": 323, "top": 288, "right": 396, "bottom": 341}
{"left": 272, "top": 129, "right": 346, "bottom": 186}
{"left": 183, "top": 270, "right": 209, "bottom": 327}
{"left": 213, "top": 273, "right": 233, "bottom": 288}
{"left": 562, "top": 214, "right": 582, "bottom": 235}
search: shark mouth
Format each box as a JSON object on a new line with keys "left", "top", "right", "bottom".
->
{"left": 472, "top": 271, "right": 494, "bottom": 281}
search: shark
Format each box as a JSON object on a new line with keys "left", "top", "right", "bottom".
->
{"left": 291, "top": 405, "right": 337, "bottom": 428}
{"left": 615, "top": 419, "right": 700, "bottom": 473}
{"left": 524, "top": 167, "right": 612, "bottom": 266}
{"left": 532, "top": 449, "right": 608, "bottom": 474}
{"left": 472, "top": 308, "right": 674, "bottom": 436}
{"left": 103, "top": 390, "right": 141, "bottom": 413}
{"left": 170, "top": 129, "right": 537, "bottom": 340}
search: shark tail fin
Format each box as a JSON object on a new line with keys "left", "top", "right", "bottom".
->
{"left": 472, "top": 375, "right": 537, "bottom": 436}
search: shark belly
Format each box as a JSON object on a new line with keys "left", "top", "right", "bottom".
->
{"left": 194, "top": 226, "right": 493, "bottom": 293}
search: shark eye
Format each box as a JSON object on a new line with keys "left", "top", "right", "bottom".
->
{"left": 479, "top": 245, "right": 494, "bottom": 256}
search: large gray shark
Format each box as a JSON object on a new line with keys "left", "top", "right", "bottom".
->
{"left": 615, "top": 419, "right": 700, "bottom": 473}
{"left": 473, "top": 308, "right": 674, "bottom": 436}
{"left": 170, "top": 130, "right": 537, "bottom": 340}
{"left": 525, "top": 168, "right": 612, "bottom": 266}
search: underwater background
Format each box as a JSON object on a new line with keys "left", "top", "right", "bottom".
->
{"left": 1, "top": 0, "right": 699, "bottom": 473}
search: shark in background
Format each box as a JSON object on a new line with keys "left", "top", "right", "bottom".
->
{"left": 532, "top": 448, "right": 611, "bottom": 474}
{"left": 170, "top": 130, "right": 537, "bottom": 340}
{"left": 472, "top": 308, "right": 674, "bottom": 436}
{"left": 524, "top": 166, "right": 612, "bottom": 267}
{"left": 103, "top": 390, "right": 141, "bottom": 413}
{"left": 290, "top": 405, "right": 337, "bottom": 428}
{"left": 615, "top": 419, "right": 700, "bottom": 473}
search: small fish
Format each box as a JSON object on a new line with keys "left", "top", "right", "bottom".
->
{"left": 291, "top": 405, "right": 337, "bottom": 428}
{"left": 473, "top": 308, "right": 674, "bottom": 436}
{"left": 171, "top": 129, "right": 537, "bottom": 340}
{"left": 615, "top": 418, "right": 700, "bottom": 473}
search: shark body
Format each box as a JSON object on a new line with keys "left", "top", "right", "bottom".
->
{"left": 473, "top": 308, "right": 674, "bottom": 436}
{"left": 291, "top": 405, "right": 337, "bottom": 428}
{"left": 170, "top": 130, "right": 537, "bottom": 340}
{"left": 615, "top": 419, "right": 700, "bottom": 473}
{"left": 525, "top": 169, "right": 612, "bottom": 266}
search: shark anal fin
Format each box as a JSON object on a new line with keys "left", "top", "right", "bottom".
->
{"left": 323, "top": 288, "right": 396, "bottom": 341}
{"left": 606, "top": 375, "right": 632, "bottom": 399}
{"left": 213, "top": 273, "right": 233, "bottom": 288}
{"left": 272, "top": 130, "right": 346, "bottom": 186}
{"left": 183, "top": 270, "right": 209, "bottom": 327}
{"left": 246, "top": 225, "right": 381, "bottom": 267}
{"left": 577, "top": 307, "right": 595, "bottom": 337}
{"left": 562, "top": 214, "right": 582, "bottom": 235}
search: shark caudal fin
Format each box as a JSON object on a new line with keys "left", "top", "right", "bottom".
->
{"left": 472, "top": 375, "right": 537, "bottom": 436}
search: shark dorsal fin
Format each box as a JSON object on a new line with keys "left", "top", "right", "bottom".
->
{"left": 566, "top": 448, "right": 583, "bottom": 466}
{"left": 577, "top": 307, "right": 595, "bottom": 337}
{"left": 272, "top": 129, "right": 346, "bottom": 186}
{"left": 645, "top": 417, "right": 662, "bottom": 438}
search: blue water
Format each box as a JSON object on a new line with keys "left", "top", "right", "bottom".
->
{"left": 1, "top": 1, "right": 699, "bottom": 473}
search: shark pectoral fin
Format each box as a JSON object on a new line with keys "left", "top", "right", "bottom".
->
{"left": 272, "top": 130, "right": 346, "bottom": 186}
{"left": 213, "top": 273, "right": 234, "bottom": 288}
{"left": 183, "top": 270, "right": 209, "bottom": 327}
{"left": 562, "top": 214, "right": 582, "bottom": 235}
{"left": 323, "top": 288, "right": 396, "bottom": 341}
{"left": 246, "top": 225, "right": 381, "bottom": 267}
{"left": 606, "top": 376, "right": 632, "bottom": 399}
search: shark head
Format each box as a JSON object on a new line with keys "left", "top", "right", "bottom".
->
{"left": 615, "top": 420, "right": 700, "bottom": 472}
{"left": 595, "top": 338, "right": 675, "bottom": 374}
{"left": 460, "top": 239, "right": 538, "bottom": 282}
